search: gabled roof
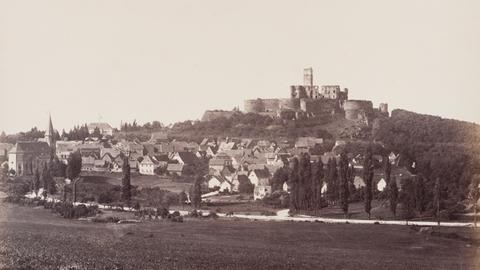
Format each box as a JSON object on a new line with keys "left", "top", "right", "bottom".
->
{"left": 87, "top": 122, "right": 112, "bottom": 130}
{"left": 167, "top": 163, "right": 185, "bottom": 172}
{"left": 11, "top": 141, "right": 50, "bottom": 154}
{"left": 140, "top": 155, "right": 158, "bottom": 165}
{"left": 175, "top": 151, "right": 198, "bottom": 165}
{"left": 251, "top": 168, "right": 270, "bottom": 179}
{"left": 154, "top": 154, "right": 170, "bottom": 162}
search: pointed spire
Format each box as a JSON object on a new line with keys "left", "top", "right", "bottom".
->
{"left": 46, "top": 114, "right": 54, "bottom": 137}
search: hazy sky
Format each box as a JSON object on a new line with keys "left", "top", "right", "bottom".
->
{"left": 1, "top": 0, "right": 479, "bottom": 134}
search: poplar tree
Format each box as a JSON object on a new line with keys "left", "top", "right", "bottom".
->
{"left": 433, "top": 177, "right": 441, "bottom": 225}
{"left": 415, "top": 174, "right": 426, "bottom": 214}
{"left": 339, "top": 151, "right": 350, "bottom": 218}
{"left": 122, "top": 157, "right": 131, "bottom": 205}
{"left": 389, "top": 176, "right": 399, "bottom": 217}
{"left": 288, "top": 157, "right": 299, "bottom": 213}
{"left": 326, "top": 158, "right": 338, "bottom": 205}
{"left": 191, "top": 176, "right": 203, "bottom": 209}
{"left": 363, "top": 147, "right": 374, "bottom": 219}
{"left": 311, "top": 160, "right": 324, "bottom": 212}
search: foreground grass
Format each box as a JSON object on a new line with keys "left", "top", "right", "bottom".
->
{"left": 0, "top": 203, "right": 478, "bottom": 270}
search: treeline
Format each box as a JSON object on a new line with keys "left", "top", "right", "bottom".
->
{"left": 170, "top": 112, "right": 334, "bottom": 141}
{"left": 120, "top": 120, "right": 163, "bottom": 132}
{"left": 375, "top": 109, "right": 480, "bottom": 212}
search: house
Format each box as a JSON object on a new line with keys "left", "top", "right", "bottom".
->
{"left": 295, "top": 137, "right": 324, "bottom": 149}
{"left": 139, "top": 155, "right": 159, "bottom": 175}
{"left": 87, "top": 122, "right": 113, "bottom": 136}
{"left": 218, "top": 141, "right": 237, "bottom": 152}
{"left": 55, "top": 141, "right": 81, "bottom": 164}
{"left": 353, "top": 176, "right": 366, "bottom": 189}
{"left": 232, "top": 173, "right": 251, "bottom": 193}
{"left": 248, "top": 168, "right": 270, "bottom": 186}
{"left": 8, "top": 142, "right": 51, "bottom": 176}
{"left": 209, "top": 152, "right": 233, "bottom": 171}
{"left": 254, "top": 185, "right": 272, "bottom": 200}
{"left": 110, "top": 155, "right": 126, "bottom": 172}
{"left": 93, "top": 159, "right": 108, "bottom": 172}
{"left": 170, "top": 151, "right": 198, "bottom": 165}
{"left": 167, "top": 163, "right": 185, "bottom": 176}
{"left": 377, "top": 178, "right": 387, "bottom": 191}
{"left": 171, "top": 141, "right": 199, "bottom": 152}
{"left": 77, "top": 143, "right": 102, "bottom": 158}
{"left": 218, "top": 179, "right": 233, "bottom": 193}
{"left": 207, "top": 175, "right": 223, "bottom": 190}
{"left": 149, "top": 131, "right": 168, "bottom": 143}
{"left": 153, "top": 154, "right": 169, "bottom": 167}
{"left": 81, "top": 155, "right": 95, "bottom": 171}
{"left": 0, "top": 143, "right": 14, "bottom": 163}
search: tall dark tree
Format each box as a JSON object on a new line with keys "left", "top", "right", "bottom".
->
{"left": 41, "top": 163, "right": 56, "bottom": 195}
{"left": 92, "top": 127, "right": 102, "bottom": 138}
{"left": 389, "top": 176, "right": 399, "bottom": 217}
{"left": 191, "top": 176, "right": 203, "bottom": 209}
{"left": 433, "top": 177, "right": 441, "bottom": 224}
{"left": 288, "top": 157, "right": 300, "bottom": 213}
{"left": 400, "top": 178, "right": 416, "bottom": 222}
{"left": 339, "top": 151, "right": 350, "bottom": 218}
{"left": 33, "top": 168, "right": 40, "bottom": 196}
{"left": 298, "top": 153, "right": 312, "bottom": 209}
{"left": 414, "top": 174, "right": 426, "bottom": 214}
{"left": 311, "top": 160, "right": 324, "bottom": 212}
{"left": 326, "top": 158, "right": 338, "bottom": 205}
{"left": 66, "top": 151, "right": 82, "bottom": 180}
{"left": 122, "top": 157, "right": 131, "bottom": 204}
{"left": 363, "top": 147, "right": 374, "bottom": 219}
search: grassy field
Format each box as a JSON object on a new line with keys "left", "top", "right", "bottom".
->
{"left": 0, "top": 202, "right": 478, "bottom": 269}
{"left": 81, "top": 172, "right": 192, "bottom": 193}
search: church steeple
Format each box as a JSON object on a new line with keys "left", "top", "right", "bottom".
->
{"left": 45, "top": 114, "right": 55, "bottom": 147}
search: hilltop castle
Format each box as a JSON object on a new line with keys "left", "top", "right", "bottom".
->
{"left": 243, "top": 68, "right": 388, "bottom": 121}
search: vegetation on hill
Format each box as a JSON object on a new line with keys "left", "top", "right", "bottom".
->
{"left": 375, "top": 109, "right": 480, "bottom": 215}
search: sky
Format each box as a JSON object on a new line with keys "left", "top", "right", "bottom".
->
{"left": 0, "top": 0, "right": 479, "bottom": 134}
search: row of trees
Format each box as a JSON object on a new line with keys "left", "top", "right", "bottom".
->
{"left": 120, "top": 120, "right": 163, "bottom": 132}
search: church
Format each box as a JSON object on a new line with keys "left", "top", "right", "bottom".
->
{"left": 8, "top": 116, "right": 56, "bottom": 176}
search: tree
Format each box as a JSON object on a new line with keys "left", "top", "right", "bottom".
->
{"left": 191, "top": 176, "right": 203, "bottom": 209}
{"left": 389, "top": 176, "right": 399, "bottom": 217}
{"left": 363, "top": 147, "right": 374, "bottom": 219}
{"left": 51, "top": 157, "right": 66, "bottom": 177}
{"left": 433, "top": 177, "right": 441, "bottom": 225}
{"left": 469, "top": 175, "right": 480, "bottom": 228}
{"left": 288, "top": 157, "right": 299, "bottom": 213}
{"left": 311, "top": 160, "right": 324, "bottom": 212}
{"left": 326, "top": 158, "right": 338, "bottom": 205}
{"left": 33, "top": 168, "right": 40, "bottom": 196}
{"left": 66, "top": 151, "right": 82, "bottom": 180}
{"left": 414, "top": 174, "right": 426, "bottom": 214}
{"left": 298, "top": 153, "right": 312, "bottom": 210}
{"left": 92, "top": 127, "right": 102, "bottom": 138}
{"left": 178, "top": 191, "right": 188, "bottom": 210}
{"left": 339, "top": 151, "right": 350, "bottom": 218}
{"left": 122, "top": 157, "right": 131, "bottom": 205}
{"left": 41, "top": 163, "right": 56, "bottom": 195}
{"left": 400, "top": 178, "right": 415, "bottom": 223}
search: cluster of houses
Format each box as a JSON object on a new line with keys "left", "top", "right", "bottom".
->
{"left": 3, "top": 117, "right": 416, "bottom": 201}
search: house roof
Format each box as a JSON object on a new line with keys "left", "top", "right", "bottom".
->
{"left": 11, "top": 141, "right": 50, "bottom": 154}
{"left": 153, "top": 154, "right": 169, "bottom": 162}
{"left": 0, "top": 143, "right": 14, "bottom": 154}
{"left": 87, "top": 122, "right": 112, "bottom": 130}
{"left": 167, "top": 163, "right": 184, "bottom": 172}
{"left": 141, "top": 155, "right": 158, "bottom": 165}
{"left": 175, "top": 151, "right": 198, "bottom": 165}
{"left": 295, "top": 137, "right": 324, "bottom": 148}
{"left": 252, "top": 168, "right": 270, "bottom": 179}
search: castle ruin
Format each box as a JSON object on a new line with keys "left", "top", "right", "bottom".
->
{"left": 243, "top": 68, "right": 388, "bottom": 122}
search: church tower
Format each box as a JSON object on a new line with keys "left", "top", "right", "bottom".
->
{"left": 45, "top": 114, "right": 56, "bottom": 149}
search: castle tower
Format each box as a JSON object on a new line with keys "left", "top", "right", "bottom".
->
{"left": 303, "top": 67, "right": 313, "bottom": 87}
{"left": 45, "top": 114, "right": 56, "bottom": 148}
